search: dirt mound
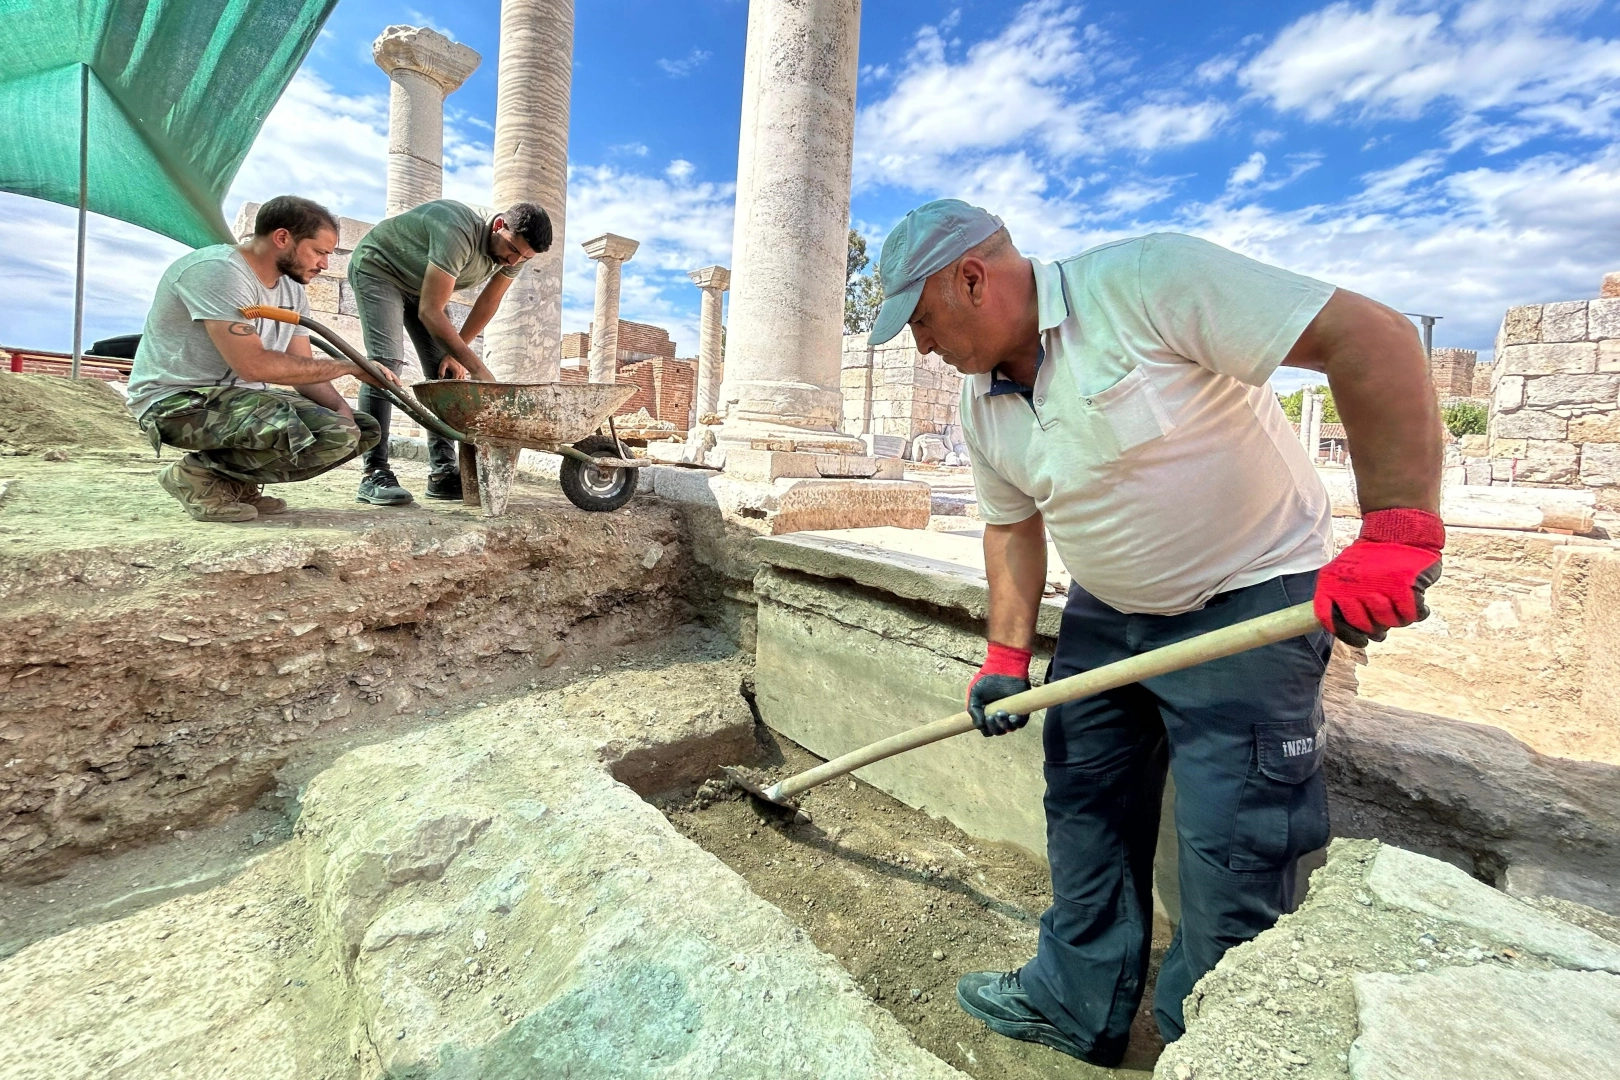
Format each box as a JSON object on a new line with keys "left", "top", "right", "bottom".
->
{"left": 0, "top": 373, "right": 145, "bottom": 450}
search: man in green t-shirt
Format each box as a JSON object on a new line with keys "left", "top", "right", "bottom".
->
{"left": 347, "top": 199, "right": 553, "bottom": 504}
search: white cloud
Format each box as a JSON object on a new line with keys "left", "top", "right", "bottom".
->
{"left": 854, "top": 1, "right": 1226, "bottom": 193}
{"left": 560, "top": 163, "right": 735, "bottom": 353}
{"left": 1228, "top": 151, "right": 1268, "bottom": 188}
{"left": 657, "top": 49, "right": 713, "bottom": 78}
{"left": 1240, "top": 0, "right": 1620, "bottom": 139}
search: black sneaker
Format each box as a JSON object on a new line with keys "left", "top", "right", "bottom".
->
{"left": 424, "top": 470, "right": 463, "bottom": 501}
{"left": 955, "top": 969, "right": 1117, "bottom": 1066}
{"left": 357, "top": 467, "right": 413, "bottom": 506}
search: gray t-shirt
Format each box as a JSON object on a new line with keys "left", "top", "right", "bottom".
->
{"left": 126, "top": 245, "right": 311, "bottom": 418}
{"left": 348, "top": 200, "right": 521, "bottom": 296}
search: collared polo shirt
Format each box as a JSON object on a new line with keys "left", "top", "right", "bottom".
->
{"left": 962, "top": 232, "right": 1336, "bottom": 616}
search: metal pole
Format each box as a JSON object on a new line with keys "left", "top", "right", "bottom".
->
{"left": 70, "top": 62, "right": 89, "bottom": 379}
{"left": 1403, "top": 313, "right": 1441, "bottom": 363}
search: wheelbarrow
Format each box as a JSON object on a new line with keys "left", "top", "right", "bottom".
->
{"left": 242, "top": 306, "right": 648, "bottom": 517}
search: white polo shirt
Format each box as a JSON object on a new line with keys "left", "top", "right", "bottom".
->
{"left": 963, "top": 232, "right": 1335, "bottom": 616}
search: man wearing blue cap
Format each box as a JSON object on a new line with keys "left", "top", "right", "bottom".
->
{"left": 868, "top": 200, "right": 1442, "bottom": 1062}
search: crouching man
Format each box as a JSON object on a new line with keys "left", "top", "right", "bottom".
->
{"left": 127, "top": 196, "right": 401, "bottom": 522}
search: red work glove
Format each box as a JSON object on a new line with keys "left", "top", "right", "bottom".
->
{"left": 1315, "top": 508, "right": 1444, "bottom": 647}
{"left": 967, "top": 642, "right": 1033, "bottom": 737}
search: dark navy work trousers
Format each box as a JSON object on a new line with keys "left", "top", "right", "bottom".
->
{"left": 1020, "top": 570, "right": 1331, "bottom": 1059}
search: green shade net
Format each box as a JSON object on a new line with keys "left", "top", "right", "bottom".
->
{"left": 0, "top": 0, "right": 337, "bottom": 249}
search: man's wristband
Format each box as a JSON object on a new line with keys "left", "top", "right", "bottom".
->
{"left": 1359, "top": 508, "right": 1445, "bottom": 552}
{"left": 980, "top": 642, "right": 1032, "bottom": 680}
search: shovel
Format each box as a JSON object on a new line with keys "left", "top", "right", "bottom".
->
{"left": 726, "top": 601, "right": 1322, "bottom": 821}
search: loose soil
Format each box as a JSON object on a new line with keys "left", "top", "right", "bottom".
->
{"left": 0, "top": 372, "right": 147, "bottom": 450}
{"left": 658, "top": 731, "right": 1167, "bottom": 1080}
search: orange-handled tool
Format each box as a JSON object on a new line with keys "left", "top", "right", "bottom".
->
{"left": 238, "top": 306, "right": 470, "bottom": 444}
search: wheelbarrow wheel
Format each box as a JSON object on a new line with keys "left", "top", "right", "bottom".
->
{"left": 559, "top": 435, "right": 638, "bottom": 512}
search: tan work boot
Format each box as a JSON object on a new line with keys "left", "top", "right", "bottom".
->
{"left": 236, "top": 482, "right": 288, "bottom": 515}
{"left": 157, "top": 456, "right": 257, "bottom": 522}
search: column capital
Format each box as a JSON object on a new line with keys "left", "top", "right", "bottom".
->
{"left": 688, "top": 265, "right": 730, "bottom": 291}
{"left": 373, "top": 25, "right": 481, "bottom": 96}
{"left": 582, "top": 233, "right": 640, "bottom": 262}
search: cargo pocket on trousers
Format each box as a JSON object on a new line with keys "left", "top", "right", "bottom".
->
{"left": 1228, "top": 714, "right": 1329, "bottom": 873}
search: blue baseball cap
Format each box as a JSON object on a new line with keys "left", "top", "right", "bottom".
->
{"left": 868, "top": 199, "right": 1005, "bottom": 345}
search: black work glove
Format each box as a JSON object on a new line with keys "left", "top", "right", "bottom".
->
{"left": 966, "top": 643, "right": 1033, "bottom": 737}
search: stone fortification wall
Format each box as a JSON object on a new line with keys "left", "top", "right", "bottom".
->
{"left": 840, "top": 328, "right": 963, "bottom": 456}
{"left": 1431, "top": 347, "right": 1478, "bottom": 399}
{"left": 1472, "top": 360, "right": 1496, "bottom": 398}
{"left": 1487, "top": 288, "right": 1620, "bottom": 508}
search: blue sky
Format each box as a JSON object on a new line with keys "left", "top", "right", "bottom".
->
{"left": 6, "top": 0, "right": 1620, "bottom": 395}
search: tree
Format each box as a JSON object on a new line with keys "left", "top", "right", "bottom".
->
{"left": 845, "top": 228, "right": 885, "bottom": 333}
{"left": 1442, "top": 400, "right": 1487, "bottom": 436}
{"left": 1277, "top": 387, "right": 1339, "bottom": 424}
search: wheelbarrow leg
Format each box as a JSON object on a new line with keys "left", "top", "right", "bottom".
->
{"left": 475, "top": 442, "right": 520, "bottom": 517}
{"left": 458, "top": 441, "right": 480, "bottom": 507}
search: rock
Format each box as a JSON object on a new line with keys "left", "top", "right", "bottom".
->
{"left": 1501, "top": 305, "right": 1542, "bottom": 346}
{"left": 1348, "top": 968, "right": 1620, "bottom": 1080}
{"left": 1525, "top": 372, "right": 1620, "bottom": 408}
{"left": 910, "top": 434, "right": 950, "bottom": 464}
{"left": 1481, "top": 600, "right": 1519, "bottom": 630}
{"left": 1498, "top": 342, "right": 1596, "bottom": 376}
{"left": 1364, "top": 846, "right": 1620, "bottom": 972}
{"left": 0, "top": 658, "right": 965, "bottom": 1079}
{"left": 1538, "top": 301, "right": 1589, "bottom": 344}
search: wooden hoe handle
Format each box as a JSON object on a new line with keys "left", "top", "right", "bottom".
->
{"left": 766, "top": 601, "right": 1322, "bottom": 803}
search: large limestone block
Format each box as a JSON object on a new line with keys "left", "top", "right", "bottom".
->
{"left": 1539, "top": 300, "right": 1589, "bottom": 342}
{"left": 1515, "top": 439, "right": 1580, "bottom": 483}
{"left": 1526, "top": 372, "right": 1620, "bottom": 407}
{"left": 0, "top": 664, "right": 966, "bottom": 1080}
{"left": 1569, "top": 413, "right": 1620, "bottom": 442}
{"left": 1502, "top": 304, "right": 1542, "bottom": 345}
{"left": 1348, "top": 968, "right": 1620, "bottom": 1080}
{"left": 1491, "top": 409, "right": 1566, "bottom": 440}
{"left": 1602, "top": 339, "right": 1620, "bottom": 373}
{"left": 1492, "top": 374, "right": 1524, "bottom": 411}
{"left": 1498, "top": 342, "right": 1597, "bottom": 376}
{"left": 1589, "top": 297, "right": 1620, "bottom": 340}
{"left": 1581, "top": 442, "right": 1620, "bottom": 487}
{"left": 1364, "top": 845, "right": 1620, "bottom": 971}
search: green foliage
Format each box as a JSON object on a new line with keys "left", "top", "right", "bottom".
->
{"left": 1277, "top": 388, "right": 1339, "bottom": 424}
{"left": 845, "top": 229, "right": 885, "bottom": 334}
{"left": 1442, "top": 400, "right": 1488, "bottom": 436}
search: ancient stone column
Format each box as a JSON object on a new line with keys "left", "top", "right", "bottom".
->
{"left": 718, "top": 0, "right": 865, "bottom": 452}
{"left": 582, "top": 233, "right": 638, "bottom": 383}
{"left": 688, "top": 265, "right": 729, "bottom": 420}
{"left": 1298, "top": 391, "right": 1316, "bottom": 458}
{"left": 484, "top": 0, "right": 573, "bottom": 382}
{"left": 373, "top": 26, "right": 481, "bottom": 217}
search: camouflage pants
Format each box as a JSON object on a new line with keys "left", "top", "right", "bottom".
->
{"left": 140, "top": 386, "right": 381, "bottom": 484}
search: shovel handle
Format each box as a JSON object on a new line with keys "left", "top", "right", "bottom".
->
{"left": 766, "top": 601, "right": 1322, "bottom": 803}
{"left": 241, "top": 304, "right": 301, "bottom": 324}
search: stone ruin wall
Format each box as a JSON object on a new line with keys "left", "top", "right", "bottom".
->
{"left": 1431, "top": 347, "right": 1480, "bottom": 400}
{"left": 1485, "top": 291, "right": 1620, "bottom": 509}
{"left": 561, "top": 320, "right": 678, "bottom": 367}
{"left": 840, "top": 327, "right": 964, "bottom": 457}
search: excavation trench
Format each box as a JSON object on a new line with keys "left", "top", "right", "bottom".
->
{"left": 645, "top": 728, "right": 1169, "bottom": 1080}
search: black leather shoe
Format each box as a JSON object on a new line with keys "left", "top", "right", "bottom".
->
{"left": 356, "top": 467, "right": 413, "bottom": 506}
{"left": 956, "top": 970, "right": 1118, "bottom": 1065}
{"left": 424, "top": 470, "right": 463, "bottom": 501}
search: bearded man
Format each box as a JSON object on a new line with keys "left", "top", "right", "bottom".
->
{"left": 128, "top": 195, "right": 399, "bottom": 522}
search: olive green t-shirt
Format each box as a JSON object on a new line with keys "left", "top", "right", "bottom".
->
{"left": 349, "top": 200, "right": 521, "bottom": 296}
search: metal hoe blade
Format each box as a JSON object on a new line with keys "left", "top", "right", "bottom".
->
{"left": 722, "top": 766, "right": 812, "bottom": 825}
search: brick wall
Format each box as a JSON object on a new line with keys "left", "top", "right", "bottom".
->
{"left": 1431, "top": 348, "right": 1478, "bottom": 398}
{"left": 1486, "top": 288, "right": 1620, "bottom": 508}
{"left": 563, "top": 321, "right": 678, "bottom": 367}
{"left": 558, "top": 357, "right": 696, "bottom": 431}
{"left": 1472, "top": 361, "right": 1495, "bottom": 399}
{"left": 841, "top": 327, "right": 963, "bottom": 454}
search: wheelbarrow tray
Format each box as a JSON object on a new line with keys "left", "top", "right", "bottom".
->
{"left": 411, "top": 380, "right": 638, "bottom": 448}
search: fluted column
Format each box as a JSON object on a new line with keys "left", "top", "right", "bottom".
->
{"left": 484, "top": 0, "right": 573, "bottom": 382}
{"left": 688, "top": 265, "right": 729, "bottom": 420}
{"left": 717, "top": 0, "right": 865, "bottom": 452}
{"left": 581, "top": 233, "right": 638, "bottom": 383}
{"left": 373, "top": 26, "right": 480, "bottom": 217}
